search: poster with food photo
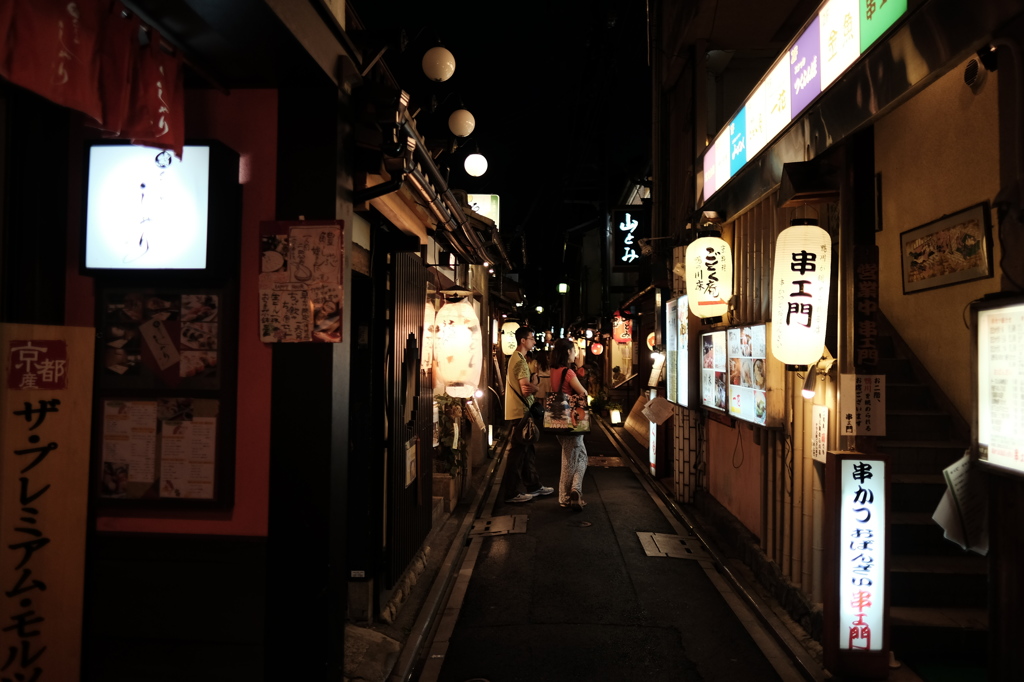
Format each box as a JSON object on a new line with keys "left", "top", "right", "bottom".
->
{"left": 727, "top": 325, "right": 768, "bottom": 424}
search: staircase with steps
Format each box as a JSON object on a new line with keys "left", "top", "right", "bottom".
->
{"left": 875, "top": 315, "right": 988, "bottom": 675}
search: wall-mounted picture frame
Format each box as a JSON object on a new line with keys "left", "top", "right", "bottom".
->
{"left": 900, "top": 202, "right": 993, "bottom": 294}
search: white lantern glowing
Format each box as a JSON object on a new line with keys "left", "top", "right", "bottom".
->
{"left": 464, "top": 153, "right": 488, "bottom": 177}
{"left": 500, "top": 320, "right": 520, "bottom": 355}
{"left": 686, "top": 236, "right": 733, "bottom": 319}
{"left": 422, "top": 300, "right": 437, "bottom": 371}
{"left": 770, "top": 219, "right": 831, "bottom": 367}
{"left": 422, "top": 46, "right": 456, "bottom": 82}
{"left": 448, "top": 109, "right": 476, "bottom": 137}
{"left": 434, "top": 298, "right": 482, "bottom": 398}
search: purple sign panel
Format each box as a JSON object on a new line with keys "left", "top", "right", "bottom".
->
{"left": 791, "top": 16, "right": 821, "bottom": 117}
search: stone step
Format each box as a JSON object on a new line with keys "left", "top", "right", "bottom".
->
{"left": 890, "top": 606, "right": 988, "bottom": 660}
{"left": 883, "top": 410, "right": 953, "bottom": 441}
{"left": 889, "top": 554, "right": 988, "bottom": 608}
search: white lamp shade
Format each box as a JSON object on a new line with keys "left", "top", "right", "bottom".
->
{"left": 770, "top": 221, "right": 831, "bottom": 366}
{"left": 434, "top": 298, "right": 482, "bottom": 398}
{"left": 557, "top": 282, "right": 569, "bottom": 294}
{"left": 500, "top": 320, "right": 520, "bottom": 355}
{"left": 464, "top": 153, "right": 488, "bottom": 177}
{"left": 448, "top": 109, "right": 476, "bottom": 137}
{"left": 686, "top": 236, "right": 733, "bottom": 318}
{"left": 422, "top": 46, "right": 456, "bottom": 82}
{"left": 422, "top": 300, "right": 437, "bottom": 371}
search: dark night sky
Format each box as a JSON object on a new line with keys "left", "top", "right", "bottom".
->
{"left": 352, "top": 1, "right": 651, "bottom": 307}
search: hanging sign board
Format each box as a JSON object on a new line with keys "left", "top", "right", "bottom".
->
{"left": 612, "top": 208, "right": 646, "bottom": 270}
{"left": 824, "top": 451, "right": 890, "bottom": 679}
{"left": 1, "top": 323, "right": 95, "bottom": 682}
{"left": 839, "top": 374, "right": 886, "bottom": 436}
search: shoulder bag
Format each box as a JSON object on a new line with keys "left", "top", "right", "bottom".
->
{"left": 540, "top": 368, "right": 591, "bottom": 434}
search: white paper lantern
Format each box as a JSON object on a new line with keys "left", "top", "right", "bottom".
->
{"left": 464, "top": 153, "right": 488, "bottom": 177}
{"left": 422, "top": 46, "right": 455, "bottom": 82}
{"left": 500, "top": 320, "right": 520, "bottom": 355}
{"left": 686, "top": 236, "right": 733, "bottom": 319}
{"left": 422, "top": 300, "right": 437, "bottom": 371}
{"left": 770, "top": 220, "right": 831, "bottom": 366}
{"left": 448, "top": 109, "right": 475, "bottom": 137}
{"left": 435, "top": 298, "right": 482, "bottom": 398}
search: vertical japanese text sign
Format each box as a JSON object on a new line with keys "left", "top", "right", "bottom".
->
{"left": 1, "top": 324, "right": 95, "bottom": 682}
{"left": 771, "top": 219, "right": 831, "bottom": 366}
{"left": 823, "top": 451, "right": 890, "bottom": 679}
{"left": 612, "top": 208, "right": 646, "bottom": 271}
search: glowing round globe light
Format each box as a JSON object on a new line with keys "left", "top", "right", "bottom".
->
{"left": 464, "top": 153, "right": 488, "bottom": 177}
{"left": 448, "top": 109, "right": 476, "bottom": 137}
{"left": 590, "top": 341, "right": 604, "bottom": 356}
{"left": 434, "top": 298, "right": 482, "bottom": 398}
{"left": 422, "top": 46, "right": 455, "bottom": 82}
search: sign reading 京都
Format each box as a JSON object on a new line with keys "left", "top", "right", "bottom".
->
{"left": 771, "top": 220, "right": 831, "bottom": 366}
{"left": 702, "top": 0, "right": 907, "bottom": 199}
{"left": 686, "top": 237, "right": 733, "bottom": 319}
{"left": 612, "top": 208, "right": 646, "bottom": 269}
{"left": 838, "top": 456, "right": 887, "bottom": 652}
{"left": 1, "top": 323, "right": 95, "bottom": 682}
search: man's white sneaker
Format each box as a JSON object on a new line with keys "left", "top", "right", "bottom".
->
{"left": 505, "top": 493, "right": 534, "bottom": 503}
{"left": 529, "top": 486, "right": 554, "bottom": 496}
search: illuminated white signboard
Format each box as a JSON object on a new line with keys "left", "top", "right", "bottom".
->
{"left": 686, "top": 237, "right": 733, "bottom": 319}
{"left": 838, "top": 456, "right": 886, "bottom": 652}
{"left": 700, "top": 0, "right": 906, "bottom": 200}
{"left": 613, "top": 209, "right": 645, "bottom": 268}
{"left": 700, "top": 330, "right": 727, "bottom": 411}
{"left": 676, "top": 295, "right": 689, "bottom": 407}
{"left": 727, "top": 325, "right": 768, "bottom": 425}
{"left": 85, "top": 144, "right": 211, "bottom": 270}
{"left": 467, "top": 193, "right": 500, "bottom": 230}
{"left": 975, "top": 299, "right": 1024, "bottom": 475}
{"left": 771, "top": 220, "right": 832, "bottom": 366}
{"left": 666, "top": 298, "right": 678, "bottom": 404}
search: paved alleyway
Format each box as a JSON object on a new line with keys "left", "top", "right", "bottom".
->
{"left": 418, "top": 420, "right": 805, "bottom": 682}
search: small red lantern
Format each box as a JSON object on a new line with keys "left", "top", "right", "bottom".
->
{"left": 590, "top": 341, "right": 604, "bottom": 356}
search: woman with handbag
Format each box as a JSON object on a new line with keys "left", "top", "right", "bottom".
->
{"left": 549, "top": 338, "right": 589, "bottom": 511}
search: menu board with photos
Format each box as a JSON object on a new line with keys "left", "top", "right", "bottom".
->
{"left": 975, "top": 297, "right": 1024, "bottom": 475}
{"left": 727, "top": 325, "right": 768, "bottom": 425}
{"left": 700, "top": 330, "right": 727, "bottom": 411}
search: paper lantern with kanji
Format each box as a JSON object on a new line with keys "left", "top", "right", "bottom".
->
{"left": 434, "top": 298, "right": 482, "bottom": 398}
{"left": 500, "top": 320, "right": 520, "bottom": 355}
{"left": 686, "top": 237, "right": 733, "bottom": 318}
{"left": 611, "top": 313, "right": 632, "bottom": 342}
{"left": 771, "top": 219, "right": 831, "bottom": 366}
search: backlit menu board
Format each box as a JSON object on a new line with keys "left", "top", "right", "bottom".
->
{"left": 666, "top": 298, "right": 678, "bottom": 403}
{"left": 727, "top": 325, "right": 768, "bottom": 425}
{"left": 661, "top": 295, "right": 692, "bottom": 406}
{"left": 975, "top": 297, "right": 1024, "bottom": 475}
{"left": 700, "top": 330, "right": 727, "bottom": 411}
{"left": 702, "top": 0, "right": 906, "bottom": 199}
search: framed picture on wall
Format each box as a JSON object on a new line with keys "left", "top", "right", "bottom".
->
{"left": 900, "top": 202, "right": 993, "bottom": 294}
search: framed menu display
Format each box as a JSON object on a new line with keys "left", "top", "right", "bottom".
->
{"left": 92, "top": 285, "right": 236, "bottom": 508}
{"left": 973, "top": 294, "right": 1024, "bottom": 477}
{"left": 727, "top": 324, "right": 768, "bottom": 425}
{"left": 700, "top": 330, "right": 727, "bottom": 411}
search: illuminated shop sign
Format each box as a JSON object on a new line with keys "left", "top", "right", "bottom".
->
{"left": 666, "top": 298, "right": 678, "bottom": 404}
{"left": 612, "top": 208, "right": 647, "bottom": 269}
{"left": 467, "top": 193, "right": 500, "bottom": 230}
{"left": 676, "top": 295, "right": 689, "bottom": 407}
{"left": 974, "top": 297, "right": 1024, "bottom": 475}
{"left": 838, "top": 456, "right": 887, "bottom": 652}
{"left": 702, "top": 0, "right": 906, "bottom": 200}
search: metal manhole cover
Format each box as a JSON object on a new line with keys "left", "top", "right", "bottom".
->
{"left": 470, "top": 515, "right": 528, "bottom": 537}
{"left": 636, "top": 532, "right": 712, "bottom": 560}
{"left": 588, "top": 455, "right": 627, "bottom": 467}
